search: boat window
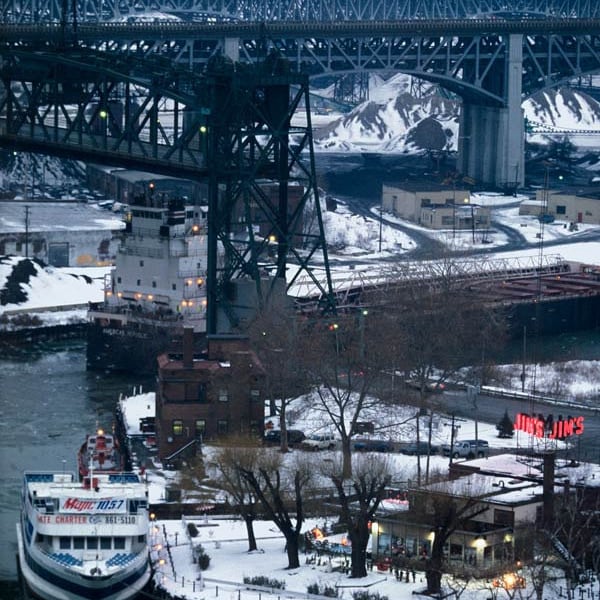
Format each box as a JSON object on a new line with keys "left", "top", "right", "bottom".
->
{"left": 114, "top": 537, "right": 126, "bottom": 550}
{"left": 138, "top": 534, "right": 146, "bottom": 543}
{"left": 73, "top": 537, "right": 85, "bottom": 550}
{"left": 36, "top": 533, "right": 45, "bottom": 543}
{"left": 87, "top": 537, "right": 98, "bottom": 550}
{"left": 59, "top": 537, "right": 70, "bottom": 550}
{"left": 100, "top": 538, "right": 111, "bottom": 550}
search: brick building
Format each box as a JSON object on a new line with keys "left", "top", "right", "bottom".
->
{"left": 155, "top": 330, "right": 267, "bottom": 462}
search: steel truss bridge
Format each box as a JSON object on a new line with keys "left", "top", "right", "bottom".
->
{"left": 2, "top": 0, "right": 599, "bottom": 23}
{"left": 0, "top": 48, "right": 337, "bottom": 333}
{"left": 2, "top": 17, "right": 600, "bottom": 188}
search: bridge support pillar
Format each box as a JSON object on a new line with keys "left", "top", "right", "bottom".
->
{"left": 458, "top": 34, "right": 524, "bottom": 190}
{"left": 223, "top": 37, "right": 239, "bottom": 62}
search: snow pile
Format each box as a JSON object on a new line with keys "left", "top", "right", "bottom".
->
{"left": 0, "top": 256, "right": 108, "bottom": 316}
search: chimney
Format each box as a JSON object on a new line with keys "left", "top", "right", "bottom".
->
{"left": 183, "top": 327, "right": 194, "bottom": 368}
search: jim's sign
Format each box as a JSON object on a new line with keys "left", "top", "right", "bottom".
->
{"left": 514, "top": 413, "right": 584, "bottom": 439}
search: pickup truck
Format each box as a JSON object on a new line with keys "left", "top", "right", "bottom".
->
{"left": 442, "top": 439, "right": 489, "bottom": 459}
{"left": 302, "top": 434, "right": 337, "bottom": 451}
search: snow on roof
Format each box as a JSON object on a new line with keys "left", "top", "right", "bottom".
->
{"left": 119, "top": 391, "right": 156, "bottom": 436}
{"left": 0, "top": 201, "right": 124, "bottom": 233}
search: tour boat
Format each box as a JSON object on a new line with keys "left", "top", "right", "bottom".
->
{"left": 16, "top": 470, "right": 151, "bottom": 600}
{"left": 78, "top": 429, "right": 124, "bottom": 480}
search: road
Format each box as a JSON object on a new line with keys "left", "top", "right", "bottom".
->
{"left": 315, "top": 152, "right": 600, "bottom": 264}
{"left": 435, "top": 388, "right": 600, "bottom": 464}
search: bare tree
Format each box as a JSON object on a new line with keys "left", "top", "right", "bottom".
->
{"left": 373, "top": 258, "right": 508, "bottom": 484}
{"left": 409, "top": 477, "right": 488, "bottom": 596}
{"left": 207, "top": 437, "right": 263, "bottom": 552}
{"left": 322, "top": 453, "right": 393, "bottom": 578}
{"left": 238, "top": 450, "right": 314, "bottom": 569}
{"left": 298, "top": 311, "right": 399, "bottom": 478}
{"left": 246, "top": 305, "right": 309, "bottom": 452}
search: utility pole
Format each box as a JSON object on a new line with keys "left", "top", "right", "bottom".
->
{"left": 521, "top": 325, "right": 527, "bottom": 393}
{"left": 378, "top": 196, "right": 383, "bottom": 253}
{"left": 24, "top": 205, "right": 30, "bottom": 258}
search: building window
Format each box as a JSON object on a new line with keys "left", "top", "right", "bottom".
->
{"left": 152, "top": 281, "right": 157, "bottom": 288}
{"left": 172, "top": 283, "right": 177, "bottom": 291}
{"left": 137, "top": 279, "right": 141, "bottom": 286}
{"left": 218, "top": 389, "right": 229, "bottom": 402}
{"left": 16, "top": 242, "right": 22, "bottom": 252}
{"left": 217, "top": 420, "right": 228, "bottom": 435}
{"left": 139, "top": 260, "right": 144, "bottom": 267}
{"left": 195, "top": 420, "right": 206, "bottom": 437}
{"left": 198, "top": 383, "right": 207, "bottom": 402}
{"left": 250, "top": 420, "right": 260, "bottom": 434}
{"left": 556, "top": 205, "right": 566, "bottom": 215}
{"left": 117, "top": 277, "right": 122, "bottom": 284}
{"left": 172, "top": 420, "right": 184, "bottom": 436}
{"left": 250, "top": 389, "right": 260, "bottom": 401}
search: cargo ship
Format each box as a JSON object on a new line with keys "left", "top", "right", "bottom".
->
{"left": 86, "top": 195, "right": 209, "bottom": 374}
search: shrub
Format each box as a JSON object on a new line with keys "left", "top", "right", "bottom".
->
{"left": 243, "top": 576, "right": 286, "bottom": 590}
{"left": 187, "top": 522, "right": 199, "bottom": 538}
{"left": 352, "top": 592, "right": 389, "bottom": 600}
{"left": 307, "top": 582, "right": 339, "bottom": 597}
{"left": 193, "top": 544, "right": 211, "bottom": 570}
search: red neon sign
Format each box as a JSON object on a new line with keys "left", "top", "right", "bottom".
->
{"left": 514, "top": 413, "right": 584, "bottom": 439}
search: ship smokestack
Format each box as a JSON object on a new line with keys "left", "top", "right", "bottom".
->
{"left": 183, "top": 327, "right": 194, "bottom": 368}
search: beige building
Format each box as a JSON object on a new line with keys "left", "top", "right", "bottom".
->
{"left": 381, "top": 183, "right": 490, "bottom": 231}
{"left": 531, "top": 187, "right": 600, "bottom": 224}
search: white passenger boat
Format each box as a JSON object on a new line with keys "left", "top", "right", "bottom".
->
{"left": 17, "top": 470, "right": 151, "bottom": 600}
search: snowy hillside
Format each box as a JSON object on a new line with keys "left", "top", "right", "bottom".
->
{"left": 313, "top": 73, "right": 600, "bottom": 154}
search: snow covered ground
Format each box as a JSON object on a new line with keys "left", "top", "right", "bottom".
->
{"left": 114, "top": 391, "right": 600, "bottom": 600}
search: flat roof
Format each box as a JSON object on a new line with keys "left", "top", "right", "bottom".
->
{"left": 0, "top": 201, "right": 124, "bottom": 233}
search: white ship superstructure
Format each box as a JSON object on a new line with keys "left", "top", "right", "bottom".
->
{"left": 17, "top": 471, "right": 151, "bottom": 600}
{"left": 87, "top": 196, "right": 210, "bottom": 372}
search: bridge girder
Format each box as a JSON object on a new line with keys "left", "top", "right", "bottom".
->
{"left": 4, "top": 21, "right": 595, "bottom": 104}
{"left": 2, "top": 0, "right": 599, "bottom": 24}
{"left": 0, "top": 48, "right": 336, "bottom": 332}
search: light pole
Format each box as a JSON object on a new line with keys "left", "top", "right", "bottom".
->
{"left": 378, "top": 196, "right": 383, "bottom": 253}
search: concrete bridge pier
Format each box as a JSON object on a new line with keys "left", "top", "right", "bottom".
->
{"left": 457, "top": 34, "right": 525, "bottom": 190}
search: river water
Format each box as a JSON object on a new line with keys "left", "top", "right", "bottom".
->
{"left": 0, "top": 337, "right": 154, "bottom": 595}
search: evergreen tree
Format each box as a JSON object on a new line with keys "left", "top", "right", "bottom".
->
{"left": 496, "top": 409, "right": 514, "bottom": 438}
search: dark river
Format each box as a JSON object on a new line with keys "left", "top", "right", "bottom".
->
{"left": 0, "top": 337, "right": 154, "bottom": 596}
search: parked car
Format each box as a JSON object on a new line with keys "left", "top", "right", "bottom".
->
{"left": 353, "top": 439, "right": 392, "bottom": 452}
{"left": 442, "top": 439, "right": 489, "bottom": 459}
{"left": 405, "top": 379, "right": 445, "bottom": 393}
{"left": 264, "top": 429, "right": 306, "bottom": 446}
{"left": 401, "top": 441, "right": 438, "bottom": 456}
{"left": 302, "top": 434, "right": 337, "bottom": 451}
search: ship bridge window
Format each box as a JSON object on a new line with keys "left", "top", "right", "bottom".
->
{"left": 87, "top": 537, "right": 98, "bottom": 550}
{"left": 59, "top": 537, "right": 70, "bottom": 550}
{"left": 73, "top": 537, "right": 84, "bottom": 549}
{"left": 100, "top": 538, "right": 111, "bottom": 550}
{"left": 114, "top": 537, "right": 126, "bottom": 549}
{"left": 138, "top": 534, "right": 147, "bottom": 544}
